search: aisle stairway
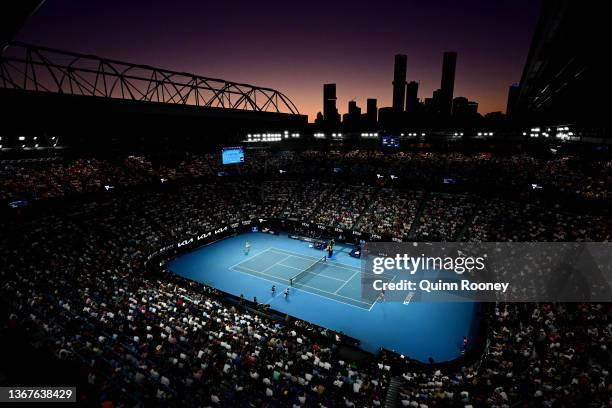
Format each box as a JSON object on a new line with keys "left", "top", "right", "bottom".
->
{"left": 384, "top": 376, "right": 403, "bottom": 408}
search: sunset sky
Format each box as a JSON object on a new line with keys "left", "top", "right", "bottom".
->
{"left": 16, "top": 0, "right": 541, "bottom": 121}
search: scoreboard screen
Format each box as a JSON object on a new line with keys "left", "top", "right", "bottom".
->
{"left": 221, "top": 147, "right": 245, "bottom": 164}
{"left": 381, "top": 135, "right": 400, "bottom": 149}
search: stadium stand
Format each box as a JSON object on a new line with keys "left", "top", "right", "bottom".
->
{"left": 1, "top": 148, "right": 610, "bottom": 407}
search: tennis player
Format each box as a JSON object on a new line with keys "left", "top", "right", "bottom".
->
{"left": 283, "top": 287, "right": 290, "bottom": 299}
{"left": 271, "top": 285, "right": 276, "bottom": 296}
{"left": 244, "top": 241, "right": 251, "bottom": 255}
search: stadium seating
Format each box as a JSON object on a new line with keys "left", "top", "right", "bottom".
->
{"left": 1, "top": 149, "right": 610, "bottom": 407}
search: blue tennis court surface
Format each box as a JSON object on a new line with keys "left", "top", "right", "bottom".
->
{"left": 168, "top": 232, "right": 480, "bottom": 362}
{"left": 230, "top": 247, "right": 395, "bottom": 309}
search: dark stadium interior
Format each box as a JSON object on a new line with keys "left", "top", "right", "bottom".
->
{"left": 1, "top": 1, "right": 610, "bottom": 407}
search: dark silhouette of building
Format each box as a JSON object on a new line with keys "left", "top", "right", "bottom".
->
{"left": 423, "top": 97, "right": 435, "bottom": 113}
{"left": 453, "top": 96, "right": 478, "bottom": 118}
{"left": 314, "top": 112, "right": 324, "bottom": 125}
{"left": 439, "top": 51, "right": 457, "bottom": 117}
{"left": 405, "top": 81, "right": 419, "bottom": 113}
{"left": 343, "top": 100, "right": 361, "bottom": 129}
{"left": 348, "top": 100, "right": 360, "bottom": 116}
{"left": 323, "top": 83, "right": 339, "bottom": 125}
{"left": 452, "top": 97, "right": 468, "bottom": 117}
{"left": 513, "top": 0, "right": 608, "bottom": 138}
{"left": 366, "top": 98, "right": 378, "bottom": 126}
{"left": 506, "top": 83, "right": 519, "bottom": 117}
{"left": 431, "top": 88, "right": 443, "bottom": 115}
{"left": 377, "top": 107, "right": 394, "bottom": 128}
{"left": 392, "top": 54, "right": 407, "bottom": 112}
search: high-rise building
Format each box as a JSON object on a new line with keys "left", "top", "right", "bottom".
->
{"left": 323, "top": 83, "right": 339, "bottom": 124}
{"left": 467, "top": 101, "right": 478, "bottom": 115}
{"left": 452, "top": 96, "right": 469, "bottom": 117}
{"left": 439, "top": 51, "right": 457, "bottom": 116}
{"left": 366, "top": 98, "right": 377, "bottom": 125}
{"left": 392, "top": 54, "right": 407, "bottom": 112}
{"left": 343, "top": 100, "right": 361, "bottom": 128}
{"left": 405, "top": 81, "right": 419, "bottom": 113}
{"left": 348, "top": 100, "right": 360, "bottom": 116}
{"left": 432, "top": 88, "right": 443, "bottom": 113}
{"left": 452, "top": 96, "right": 479, "bottom": 118}
{"left": 506, "top": 83, "right": 519, "bottom": 117}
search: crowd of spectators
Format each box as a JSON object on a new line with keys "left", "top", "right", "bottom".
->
{"left": 1, "top": 148, "right": 610, "bottom": 407}
{"left": 1, "top": 150, "right": 609, "bottom": 202}
{"left": 398, "top": 302, "right": 610, "bottom": 408}
{"left": 311, "top": 185, "right": 376, "bottom": 229}
{"left": 356, "top": 189, "right": 421, "bottom": 239}
{"left": 466, "top": 200, "right": 611, "bottom": 242}
{"left": 281, "top": 181, "right": 332, "bottom": 222}
{"left": 413, "top": 194, "right": 477, "bottom": 241}
{"left": 2, "top": 192, "right": 392, "bottom": 407}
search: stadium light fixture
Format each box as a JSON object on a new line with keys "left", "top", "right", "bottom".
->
{"left": 19, "top": 136, "right": 25, "bottom": 141}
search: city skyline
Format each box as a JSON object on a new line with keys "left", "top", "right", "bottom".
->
{"left": 14, "top": 0, "right": 541, "bottom": 122}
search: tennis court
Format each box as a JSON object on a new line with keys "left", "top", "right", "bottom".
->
{"left": 168, "top": 232, "right": 480, "bottom": 362}
{"left": 230, "top": 247, "right": 395, "bottom": 309}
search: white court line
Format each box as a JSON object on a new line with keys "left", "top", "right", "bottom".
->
{"left": 261, "top": 255, "right": 293, "bottom": 273}
{"left": 230, "top": 246, "right": 381, "bottom": 309}
{"left": 269, "top": 247, "right": 396, "bottom": 280}
{"left": 269, "top": 248, "right": 360, "bottom": 272}
{"left": 334, "top": 268, "right": 361, "bottom": 294}
{"left": 228, "top": 247, "right": 277, "bottom": 270}
{"left": 231, "top": 263, "right": 373, "bottom": 308}
{"left": 230, "top": 264, "right": 289, "bottom": 283}
{"left": 277, "top": 262, "right": 347, "bottom": 283}
{"left": 369, "top": 273, "right": 399, "bottom": 311}
{"left": 229, "top": 264, "right": 372, "bottom": 310}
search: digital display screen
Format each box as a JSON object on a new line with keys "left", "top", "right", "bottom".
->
{"left": 381, "top": 135, "right": 400, "bottom": 149}
{"left": 9, "top": 200, "right": 30, "bottom": 208}
{"left": 221, "top": 147, "right": 245, "bottom": 164}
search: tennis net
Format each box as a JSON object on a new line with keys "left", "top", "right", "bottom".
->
{"left": 290, "top": 256, "right": 326, "bottom": 286}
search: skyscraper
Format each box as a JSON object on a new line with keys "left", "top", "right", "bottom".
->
{"left": 392, "top": 54, "right": 407, "bottom": 112}
{"left": 343, "top": 100, "right": 361, "bottom": 128}
{"left": 506, "top": 83, "right": 519, "bottom": 117}
{"left": 366, "top": 98, "right": 378, "bottom": 125}
{"left": 323, "top": 83, "right": 339, "bottom": 124}
{"left": 405, "top": 81, "right": 419, "bottom": 113}
{"left": 348, "top": 100, "right": 360, "bottom": 116}
{"left": 440, "top": 51, "right": 457, "bottom": 116}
